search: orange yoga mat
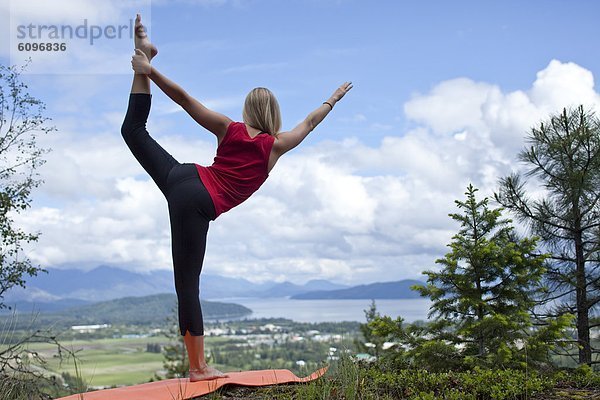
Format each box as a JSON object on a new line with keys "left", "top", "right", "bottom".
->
{"left": 56, "top": 366, "right": 328, "bottom": 400}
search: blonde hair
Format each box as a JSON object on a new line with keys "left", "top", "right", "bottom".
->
{"left": 242, "top": 87, "right": 282, "bottom": 136}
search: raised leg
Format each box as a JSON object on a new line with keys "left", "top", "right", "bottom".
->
{"left": 134, "top": 13, "right": 158, "bottom": 60}
{"left": 130, "top": 13, "right": 157, "bottom": 94}
{"left": 130, "top": 70, "right": 151, "bottom": 94}
{"left": 120, "top": 94, "right": 178, "bottom": 196}
{"left": 122, "top": 12, "right": 178, "bottom": 193}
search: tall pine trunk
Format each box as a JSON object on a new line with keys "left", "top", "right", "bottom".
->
{"left": 574, "top": 230, "right": 591, "bottom": 364}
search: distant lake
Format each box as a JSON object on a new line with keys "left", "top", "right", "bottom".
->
{"left": 208, "top": 297, "right": 432, "bottom": 323}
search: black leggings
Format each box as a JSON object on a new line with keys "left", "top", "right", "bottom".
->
{"left": 121, "top": 93, "right": 216, "bottom": 336}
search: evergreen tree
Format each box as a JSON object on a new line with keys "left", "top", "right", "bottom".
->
{"left": 495, "top": 106, "right": 600, "bottom": 365}
{"left": 412, "top": 185, "right": 570, "bottom": 369}
{"left": 355, "top": 300, "right": 386, "bottom": 358}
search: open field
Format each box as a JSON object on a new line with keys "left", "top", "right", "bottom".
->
{"left": 2, "top": 335, "right": 226, "bottom": 387}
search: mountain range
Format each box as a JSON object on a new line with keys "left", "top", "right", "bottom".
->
{"left": 0, "top": 294, "right": 252, "bottom": 330}
{"left": 291, "top": 280, "right": 424, "bottom": 299}
{"left": 2, "top": 265, "right": 424, "bottom": 313}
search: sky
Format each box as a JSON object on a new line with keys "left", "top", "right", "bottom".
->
{"left": 1, "top": 0, "right": 600, "bottom": 286}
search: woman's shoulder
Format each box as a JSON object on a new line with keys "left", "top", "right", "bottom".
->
{"left": 217, "top": 121, "right": 239, "bottom": 147}
{"left": 223, "top": 121, "right": 242, "bottom": 137}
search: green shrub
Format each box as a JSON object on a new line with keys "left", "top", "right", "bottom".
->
{"left": 364, "top": 365, "right": 553, "bottom": 400}
{"left": 553, "top": 364, "right": 600, "bottom": 389}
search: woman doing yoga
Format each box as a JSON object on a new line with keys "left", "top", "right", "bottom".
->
{"left": 122, "top": 14, "right": 352, "bottom": 381}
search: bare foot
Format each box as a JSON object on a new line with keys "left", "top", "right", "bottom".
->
{"left": 134, "top": 13, "right": 158, "bottom": 60}
{"left": 189, "top": 365, "right": 229, "bottom": 382}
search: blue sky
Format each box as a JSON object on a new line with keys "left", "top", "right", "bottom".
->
{"left": 1, "top": 0, "right": 600, "bottom": 286}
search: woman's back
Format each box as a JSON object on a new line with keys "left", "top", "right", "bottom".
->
{"left": 195, "top": 121, "right": 275, "bottom": 218}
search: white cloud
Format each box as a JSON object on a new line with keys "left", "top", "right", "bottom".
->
{"left": 530, "top": 60, "right": 600, "bottom": 111}
{"left": 405, "top": 59, "right": 600, "bottom": 158}
{"left": 14, "top": 59, "right": 600, "bottom": 286}
{"left": 404, "top": 78, "right": 492, "bottom": 135}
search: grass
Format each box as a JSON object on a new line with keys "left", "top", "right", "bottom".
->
{"left": 4, "top": 334, "right": 600, "bottom": 399}
{"left": 10, "top": 354, "right": 598, "bottom": 400}
{"left": 11, "top": 335, "right": 239, "bottom": 388}
{"left": 192, "top": 356, "right": 600, "bottom": 400}
{"left": 6, "top": 336, "right": 172, "bottom": 387}
{"left": 48, "top": 349, "right": 164, "bottom": 386}
{"left": 2, "top": 332, "right": 224, "bottom": 398}
{"left": 189, "top": 355, "right": 372, "bottom": 400}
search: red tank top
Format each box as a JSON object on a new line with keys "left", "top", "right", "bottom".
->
{"left": 195, "top": 122, "right": 275, "bottom": 218}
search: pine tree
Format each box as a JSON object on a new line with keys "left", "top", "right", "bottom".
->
{"left": 414, "top": 185, "right": 570, "bottom": 368}
{"left": 495, "top": 106, "right": 600, "bottom": 365}
{"left": 356, "top": 300, "right": 386, "bottom": 358}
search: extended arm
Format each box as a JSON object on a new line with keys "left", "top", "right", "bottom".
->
{"left": 131, "top": 49, "right": 231, "bottom": 139}
{"left": 273, "top": 82, "right": 353, "bottom": 157}
{"left": 149, "top": 67, "right": 231, "bottom": 139}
